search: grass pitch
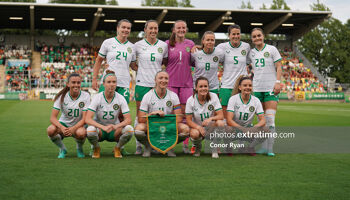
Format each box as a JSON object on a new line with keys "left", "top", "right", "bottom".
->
{"left": 0, "top": 100, "right": 350, "bottom": 200}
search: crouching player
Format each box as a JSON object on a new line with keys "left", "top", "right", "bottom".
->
{"left": 47, "top": 73, "right": 91, "bottom": 158}
{"left": 226, "top": 75, "right": 267, "bottom": 155}
{"left": 185, "top": 77, "right": 224, "bottom": 158}
{"left": 134, "top": 70, "right": 189, "bottom": 157}
{"left": 85, "top": 71, "right": 134, "bottom": 158}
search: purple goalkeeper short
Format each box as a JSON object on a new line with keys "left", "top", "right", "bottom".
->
{"left": 168, "top": 86, "right": 193, "bottom": 104}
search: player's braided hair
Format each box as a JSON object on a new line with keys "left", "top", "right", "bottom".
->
{"left": 54, "top": 73, "right": 81, "bottom": 103}
{"left": 169, "top": 20, "right": 188, "bottom": 47}
{"left": 232, "top": 75, "right": 252, "bottom": 96}
{"left": 193, "top": 76, "right": 211, "bottom": 102}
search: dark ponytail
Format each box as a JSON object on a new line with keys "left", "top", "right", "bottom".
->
{"left": 54, "top": 73, "right": 80, "bottom": 103}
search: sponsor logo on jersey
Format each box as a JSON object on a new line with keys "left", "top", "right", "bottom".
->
{"left": 113, "top": 104, "right": 119, "bottom": 110}
{"left": 251, "top": 53, "right": 255, "bottom": 57}
{"left": 158, "top": 47, "right": 163, "bottom": 53}
{"left": 264, "top": 52, "right": 270, "bottom": 58}
{"left": 198, "top": 57, "right": 202, "bottom": 60}
{"left": 166, "top": 100, "right": 172, "bottom": 107}
{"left": 193, "top": 107, "right": 198, "bottom": 111}
{"left": 151, "top": 102, "right": 155, "bottom": 105}
{"left": 63, "top": 103, "right": 68, "bottom": 106}
{"left": 159, "top": 125, "right": 166, "bottom": 134}
{"left": 127, "top": 47, "right": 132, "bottom": 53}
{"left": 186, "top": 47, "right": 191, "bottom": 52}
{"left": 142, "top": 47, "right": 147, "bottom": 51}
{"left": 235, "top": 105, "right": 240, "bottom": 110}
{"left": 213, "top": 56, "right": 219, "bottom": 62}
{"left": 112, "top": 46, "right": 116, "bottom": 49}
{"left": 79, "top": 102, "right": 84, "bottom": 108}
{"left": 99, "top": 105, "right": 104, "bottom": 109}
{"left": 208, "top": 104, "right": 214, "bottom": 111}
{"left": 249, "top": 106, "right": 255, "bottom": 112}
{"left": 226, "top": 50, "right": 230, "bottom": 54}
{"left": 241, "top": 50, "right": 247, "bottom": 56}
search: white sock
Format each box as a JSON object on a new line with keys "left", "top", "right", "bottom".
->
{"left": 265, "top": 109, "right": 276, "bottom": 153}
{"left": 117, "top": 125, "right": 134, "bottom": 148}
{"left": 74, "top": 137, "right": 85, "bottom": 150}
{"left": 49, "top": 134, "right": 66, "bottom": 150}
{"left": 87, "top": 126, "right": 100, "bottom": 148}
{"left": 134, "top": 117, "right": 142, "bottom": 148}
{"left": 134, "top": 130, "right": 147, "bottom": 145}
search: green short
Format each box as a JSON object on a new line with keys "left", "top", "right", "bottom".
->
{"left": 99, "top": 85, "right": 130, "bottom": 104}
{"left": 135, "top": 85, "right": 152, "bottom": 101}
{"left": 219, "top": 88, "right": 233, "bottom": 106}
{"left": 210, "top": 88, "right": 219, "bottom": 95}
{"left": 253, "top": 91, "right": 279, "bottom": 102}
{"left": 59, "top": 121, "right": 68, "bottom": 128}
{"left": 100, "top": 130, "right": 116, "bottom": 142}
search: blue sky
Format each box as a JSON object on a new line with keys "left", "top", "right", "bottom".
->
{"left": 36, "top": 0, "right": 348, "bottom": 23}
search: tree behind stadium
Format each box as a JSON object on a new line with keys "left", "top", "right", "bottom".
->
{"left": 297, "top": 0, "right": 350, "bottom": 83}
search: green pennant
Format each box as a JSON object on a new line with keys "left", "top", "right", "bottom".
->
{"left": 147, "top": 114, "right": 178, "bottom": 154}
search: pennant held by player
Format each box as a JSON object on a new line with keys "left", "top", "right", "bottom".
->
{"left": 147, "top": 114, "right": 178, "bottom": 154}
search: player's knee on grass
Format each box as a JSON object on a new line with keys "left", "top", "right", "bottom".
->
{"left": 75, "top": 127, "right": 86, "bottom": 140}
{"left": 47, "top": 124, "right": 57, "bottom": 137}
{"left": 179, "top": 123, "right": 190, "bottom": 134}
{"left": 190, "top": 129, "right": 201, "bottom": 140}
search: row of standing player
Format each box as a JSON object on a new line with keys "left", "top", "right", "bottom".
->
{"left": 47, "top": 70, "right": 267, "bottom": 158}
{"left": 47, "top": 19, "right": 281, "bottom": 158}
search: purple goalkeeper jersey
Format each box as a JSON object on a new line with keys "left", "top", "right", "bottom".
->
{"left": 166, "top": 39, "right": 195, "bottom": 88}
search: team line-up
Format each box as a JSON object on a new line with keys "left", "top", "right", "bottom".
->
{"left": 47, "top": 19, "right": 282, "bottom": 159}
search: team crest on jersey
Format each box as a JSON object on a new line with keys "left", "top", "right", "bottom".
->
{"left": 241, "top": 50, "right": 247, "bottom": 56}
{"left": 249, "top": 106, "right": 255, "bottom": 112}
{"left": 79, "top": 102, "right": 84, "bottom": 108}
{"left": 186, "top": 47, "right": 191, "bottom": 52}
{"left": 166, "top": 101, "right": 172, "bottom": 107}
{"left": 113, "top": 104, "right": 119, "bottom": 110}
{"left": 159, "top": 126, "right": 166, "bottom": 134}
{"left": 127, "top": 47, "right": 132, "bottom": 53}
{"left": 213, "top": 56, "right": 219, "bottom": 62}
{"left": 158, "top": 47, "right": 163, "bottom": 53}
{"left": 264, "top": 52, "right": 270, "bottom": 58}
{"left": 208, "top": 104, "right": 214, "bottom": 111}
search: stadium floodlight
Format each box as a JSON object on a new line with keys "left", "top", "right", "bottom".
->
{"left": 134, "top": 20, "right": 147, "bottom": 23}
{"left": 282, "top": 23, "right": 294, "bottom": 27}
{"left": 9, "top": 17, "right": 23, "bottom": 20}
{"left": 223, "top": 22, "right": 235, "bottom": 25}
{"left": 164, "top": 21, "right": 175, "bottom": 24}
{"left": 251, "top": 23, "right": 263, "bottom": 26}
{"left": 104, "top": 19, "right": 117, "bottom": 23}
{"left": 193, "top": 22, "right": 206, "bottom": 24}
{"left": 73, "top": 18, "right": 86, "bottom": 22}
{"left": 41, "top": 18, "right": 55, "bottom": 21}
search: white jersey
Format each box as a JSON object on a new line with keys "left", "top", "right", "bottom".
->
{"left": 140, "top": 89, "right": 180, "bottom": 114}
{"left": 248, "top": 44, "right": 282, "bottom": 92}
{"left": 135, "top": 39, "right": 168, "bottom": 87}
{"left": 185, "top": 92, "right": 222, "bottom": 125}
{"left": 227, "top": 94, "right": 264, "bottom": 127}
{"left": 191, "top": 48, "right": 224, "bottom": 90}
{"left": 98, "top": 37, "right": 136, "bottom": 88}
{"left": 88, "top": 92, "right": 129, "bottom": 126}
{"left": 217, "top": 41, "right": 251, "bottom": 89}
{"left": 53, "top": 91, "right": 91, "bottom": 127}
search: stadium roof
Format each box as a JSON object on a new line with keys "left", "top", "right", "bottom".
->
{"left": 0, "top": 2, "right": 331, "bottom": 41}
